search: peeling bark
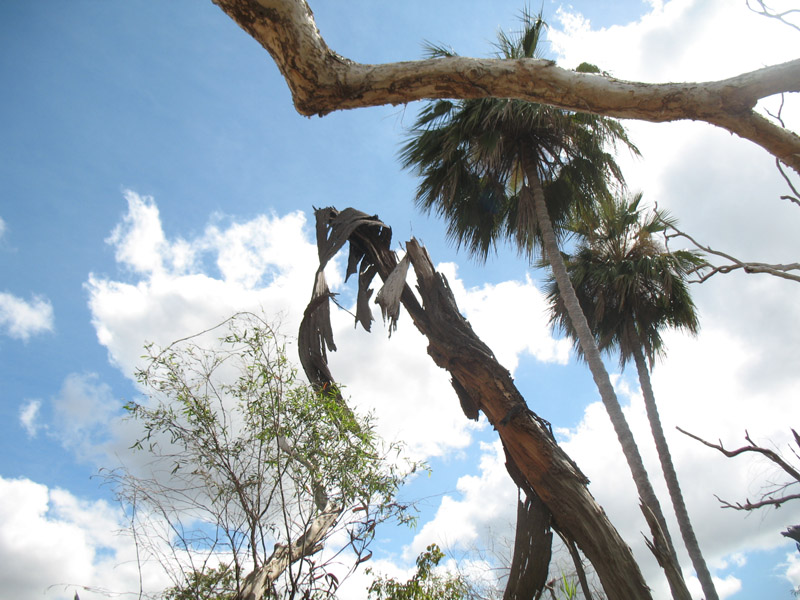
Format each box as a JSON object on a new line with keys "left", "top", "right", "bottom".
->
{"left": 238, "top": 503, "right": 341, "bottom": 600}
{"left": 302, "top": 206, "right": 653, "bottom": 599}
{"left": 212, "top": 0, "right": 800, "bottom": 173}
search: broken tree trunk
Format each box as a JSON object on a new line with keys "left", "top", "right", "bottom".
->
{"left": 300, "top": 207, "right": 653, "bottom": 599}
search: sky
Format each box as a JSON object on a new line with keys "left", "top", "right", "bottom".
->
{"left": 1, "top": 1, "right": 799, "bottom": 598}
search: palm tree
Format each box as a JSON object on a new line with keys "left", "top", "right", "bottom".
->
{"left": 545, "top": 193, "right": 717, "bottom": 600}
{"left": 400, "top": 11, "right": 691, "bottom": 599}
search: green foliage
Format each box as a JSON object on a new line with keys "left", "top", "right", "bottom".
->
{"left": 555, "top": 573, "right": 578, "bottom": 600}
{"left": 162, "top": 564, "right": 236, "bottom": 600}
{"left": 112, "top": 312, "right": 421, "bottom": 598}
{"left": 545, "top": 193, "right": 706, "bottom": 368}
{"left": 399, "top": 11, "right": 638, "bottom": 263}
{"left": 367, "top": 544, "right": 469, "bottom": 600}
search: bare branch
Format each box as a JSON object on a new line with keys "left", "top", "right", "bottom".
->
{"left": 776, "top": 158, "right": 800, "bottom": 206}
{"left": 664, "top": 224, "right": 800, "bottom": 283}
{"left": 715, "top": 492, "right": 800, "bottom": 511}
{"left": 678, "top": 427, "right": 800, "bottom": 514}
{"left": 678, "top": 428, "right": 800, "bottom": 482}
{"left": 747, "top": 0, "right": 800, "bottom": 33}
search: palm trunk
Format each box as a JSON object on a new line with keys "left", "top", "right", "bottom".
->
{"left": 525, "top": 169, "right": 691, "bottom": 599}
{"left": 631, "top": 337, "right": 719, "bottom": 600}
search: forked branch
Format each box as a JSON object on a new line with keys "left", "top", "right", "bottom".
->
{"left": 677, "top": 427, "right": 800, "bottom": 511}
{"left": 664, "top": 224, "right": 800, "bottom": 283}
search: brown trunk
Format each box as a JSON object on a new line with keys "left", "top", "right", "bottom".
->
{"left": 303, "top": 207, "right": 654, "bottom": 599}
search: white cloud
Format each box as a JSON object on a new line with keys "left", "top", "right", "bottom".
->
{"left": 0, "top": 292, "right": 54, "bottom": 340}
{"left": 19, "top": 399, "right": 41, "bottom": 438}
{"left": 87, "top": 190, "right": 320, "bottom": 376}
{"left": 784, "top": 552, "right": 800, "bottom": 591}
{"left": 50, "top": 373, "right": 119, "bottom": 461}
{"left": 0, "top": 216, "right": 6, "bottom": 240}
{"left": 405, "top": 440, "right": 517, "bottom": 559}
{"left": 0, "top": 475, "right": 168, "bottom": 600}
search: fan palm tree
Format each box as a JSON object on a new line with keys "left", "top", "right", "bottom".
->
{"left": 545, "top": 193, "right": 717, "bottom": 600}
{"left": 400, "top": 11, "right": 691, "bottom": 598}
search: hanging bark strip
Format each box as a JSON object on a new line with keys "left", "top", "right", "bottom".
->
{"left": 300, "top": 206, "right": 653, "bottom": 599}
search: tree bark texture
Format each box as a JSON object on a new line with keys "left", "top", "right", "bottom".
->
{"left": 523, "top": 168, "right": 692, "bottom": 600}
{"left": 631, "top": 340, "right": 719, "bottom": 600}
{"left": 212, "top": 0, "right": 800, "bottom": 173}
{"left": 504, "top": 450, "right": 554, "bottom": 600}
{"left": 238, "top": 503, "right": 341, "bottom": 600}
{"left": 302, "top": 206, "right": 653, "bottom": 599}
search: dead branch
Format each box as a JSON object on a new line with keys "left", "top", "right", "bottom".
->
{"left": 747, "top": 0, "right": 800, "bottom": 33}
{"left": 776, "top": 158, "right": 800, "bottom": 207}
{"left": 714, "top": 492, "right": 800, "bottom": 511}
{"left": 678, "top": 427, "right": 800, "bottom": 513}
{"left": 664, "top": 224, "right": 800, "bottom": 283}
{"left": 678, "top": 428, "right": 800, "bottom": 482}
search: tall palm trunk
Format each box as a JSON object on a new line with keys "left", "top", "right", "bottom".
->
{"left": 631, "top": 333, "right": 719, "bottom": 600}
{"left": 525, "top": 167, "right": 691, "bottom": 600}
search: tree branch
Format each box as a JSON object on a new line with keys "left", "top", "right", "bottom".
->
{"left": 678, "top": 427, "right": 800, "bottom": 513}
{"left": 747, "top": 0, "right": 800, "bottom": 33}
{"left": 664, "top": 224, "right": 800, "bottom": 283}
{"left": 678, "top": 428, "right": 800, "bottom": 482}
{"left": 715, "top": 492, "right": 800, "bottom": 511}
{"left": 211, "top": 0, "right": 800, "bottom": 173}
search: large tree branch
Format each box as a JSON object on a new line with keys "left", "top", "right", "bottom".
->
{"left": 212, "top": 0, "right": 800, "bottom": 172}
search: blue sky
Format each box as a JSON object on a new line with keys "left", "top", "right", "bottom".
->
{"left": 1, "top": 1, "right": 799, "bottom": 598}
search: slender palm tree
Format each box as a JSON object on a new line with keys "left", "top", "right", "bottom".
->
{"left": 545, "top": 193, "right": 717, "bottom": 600}
{"left": 400, "top": 12, "right": 691, "bottom": 599}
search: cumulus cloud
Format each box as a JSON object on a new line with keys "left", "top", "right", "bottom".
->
{"left": 87, "top": 190, "right": 319, "bottom": 376}
{"left": 0, "top": 292, "right": 54, "bottom": 340}
{"left": 89, "top": 191, "right": 551, "bottom": 461}
{"left": 49, "top": 373, "right": 120, "bottom": 462}
{"left": 405, "top": 440, "right": 517, "bottom": 559}
{"left": 0, "top": 216, "right": 6, "bottom": 240}
{"left": 0, "top": 475, "right": 167, "bottom": 600}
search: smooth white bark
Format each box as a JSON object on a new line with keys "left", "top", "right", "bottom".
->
{"left": 212, "top": 0, "right": 800, "bottom": 173}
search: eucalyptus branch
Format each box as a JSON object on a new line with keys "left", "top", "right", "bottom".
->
{"left": 663, "top": 224, "right": 800, "bottom": 283}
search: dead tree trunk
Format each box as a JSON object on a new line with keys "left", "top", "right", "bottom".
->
{"left": 300, "top": 207, "right": 653, "bottom": 599}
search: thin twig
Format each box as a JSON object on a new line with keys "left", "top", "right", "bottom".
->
{"left": 746, "top": 0, "right": 800, "bottom": 33}
{"left": 664, "top": 225, "right": 800, "bottom": 283}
